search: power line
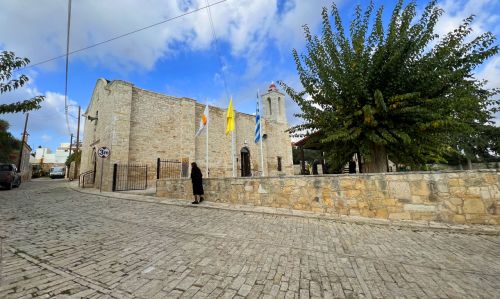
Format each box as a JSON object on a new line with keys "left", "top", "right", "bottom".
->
{"left": 22, "top": 0, "right": 227, "bottom": 70}
{"left": 64, "top": 0, "right": 72, "bottom": 136}
{"left": 205, "top": 0, "right": 230, "bottom": 101}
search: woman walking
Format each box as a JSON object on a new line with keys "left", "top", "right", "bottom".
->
{"left": 190, "top": 162, "right": 204, "bottom": 204}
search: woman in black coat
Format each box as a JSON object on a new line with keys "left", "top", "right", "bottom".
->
{"left": 190, "top": 162, "right": 204, "bottom": 204}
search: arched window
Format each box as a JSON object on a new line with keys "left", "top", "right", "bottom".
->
{"left": 267, "top": 98, "right": 272, "bottom": 115}
{"left": 277, "top": 97, "right": 281, "bottom": 117}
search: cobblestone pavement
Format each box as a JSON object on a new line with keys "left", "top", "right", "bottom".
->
{"left": 1, "top": 180, "right": 499, "bottom": 298}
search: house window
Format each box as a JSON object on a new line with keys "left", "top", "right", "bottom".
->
{"left": 277, "top": 156, "right": 282, "bottom": 171}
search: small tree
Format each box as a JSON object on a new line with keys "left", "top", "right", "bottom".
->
{"left": 280, "top": 0, "right": 499, "bottom": 172}
{"left": 0, "top": 119, "right": 21, "bottom": 162}
{"left": 65, "top": 150, "right": 81, "bottom": 168}
{"left": 1, "top": 51, "right": 45, "bottom": 114}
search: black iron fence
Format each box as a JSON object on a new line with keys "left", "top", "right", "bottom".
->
{"left": 79, "top": 170, "right": 95, "bottom": 188}
{"left": 112, "top": 164, "right": 148, "bottom": 191}
{"left": 157, "top": 158, "right": 189, "bottom": 179}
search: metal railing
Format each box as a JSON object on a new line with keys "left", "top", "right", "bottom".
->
{"left": 157, "top": 158, "right": 189, "bottom": 179}
{"left": 79, "top": 170, "right": 95, "bottom": 188}
{"left": 112, "top": 164, "right": 148, "bottom": 191}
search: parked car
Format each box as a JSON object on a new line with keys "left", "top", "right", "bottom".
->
{"left": 0, "top": 163, "right": 21, "bottom": 190}
{"left": 49, "top": 166, "right": 66, "bottom": 179}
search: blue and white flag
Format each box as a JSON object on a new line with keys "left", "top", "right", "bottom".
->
{"left": 255, "top": 92, "right": 261, "bottom": 143}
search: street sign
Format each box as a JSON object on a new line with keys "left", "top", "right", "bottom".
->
{"left": 97, "top": 146, "right": 110, "bottom": 158}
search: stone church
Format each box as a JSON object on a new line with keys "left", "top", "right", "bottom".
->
{"left": 80, "top": 79, "right": 293, "bottom": 191}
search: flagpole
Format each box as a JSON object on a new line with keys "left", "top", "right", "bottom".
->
{"left": 231, "top": 101, "right": 236, "bottom": 177}
{"left": 206, "top": 105, "right": 209, "bottom": 178}
{"left": 258, "top": 89, "right": 265, "bottom": 177}
{"left": 231, "top": 130, "right": 235, "bottom": 177}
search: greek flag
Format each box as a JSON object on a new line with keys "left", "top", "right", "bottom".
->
{"left": 255, "top": 93, "right": 261, "bottom": 143}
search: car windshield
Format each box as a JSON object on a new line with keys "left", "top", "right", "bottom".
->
{"left": 0, "top": 164, "right": 12, "bottom": 171}
{"left": 51, "top": 167, "right": 64, "bottom": 172}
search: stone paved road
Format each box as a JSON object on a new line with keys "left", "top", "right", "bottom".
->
{"left": 1, "top": 179, "right": 499, "bottom": 298}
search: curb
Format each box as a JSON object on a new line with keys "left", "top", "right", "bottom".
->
{"left": 69, "top": 184, "right": 500, "bottom": 236}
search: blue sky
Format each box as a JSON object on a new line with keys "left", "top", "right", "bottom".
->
{"left": 1, "top": 0, "right": 499, "bottom": 152}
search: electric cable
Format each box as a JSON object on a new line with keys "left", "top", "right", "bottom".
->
{"left": 64, "top": 0, "right": 72, "bottom": 136}
{"left": 205, "top": 0, "right": 230, "bottom": 101}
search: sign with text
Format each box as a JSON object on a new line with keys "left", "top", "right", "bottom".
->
{"left": 97, "top": 146, "right": 110, "bottom": 158}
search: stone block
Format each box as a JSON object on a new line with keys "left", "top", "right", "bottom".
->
{"left": 449, "top": 187, "right": 466, "bottom": 197}
{"left": 349, "top": 208, "right": 360, "bottom": 216}
{"left": 403, "top": 204, "right": 437, "bottom": 212}
{"left": 467, "top": 187, "right": 481, "bottom": 196}
{"left": 375, "top": 208, "right": 389, "bottom": 219}
{"left": 340, "top": 179, "right": 355, "bottom": 189}
{"left": 410, "top": 180, "right": 430, "bottom": 196}
{"left": 480, "top": 188, "right": 491, "bottom": 200}
{"left": 360, "top": 208, "right": 375, "bottom": 218}
{"left": 382, "top": 198, "right": 397, "bottom": 206}
{"left": 344, "top": 189, "right": 362, "bottom": 198}
{"left": 388, "top": 181, "right": 411, "bottom": 201}
{"left": 463, "top": 198, "right": 485, "bottom": 214}
{"left": 388, "top": 212, "right": 411, "bottom": 220}
{"left": 410, "top": 213, "right": 437, "bottom": 221}
{"left": 411, "top": 195, "right": 424, "bottom": 203}
{"left": 452, "top": 214, "right": 466, "bottom": 224}
{"left": 448, "top": 178, "right": 464, "bottom": 187}
{"left": 387, "top": 206, "right": 404, "bottom": 213}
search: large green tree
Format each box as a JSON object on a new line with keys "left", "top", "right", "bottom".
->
{"left": 1, "top": 51, "right": 45, "bottom": 114}
{"left": 280, "top": 0, "right": 499, "bottom": 172}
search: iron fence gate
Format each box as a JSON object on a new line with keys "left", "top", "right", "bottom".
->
{"left": 157, "top": 158, "right": 189, "bottom": 179}
{"left": 112, "top": 163, "right": 148, "bottom": 191}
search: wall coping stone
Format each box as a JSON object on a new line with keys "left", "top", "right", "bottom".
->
{"left": 157, "top": 169, "right": 498, "bottom": 183}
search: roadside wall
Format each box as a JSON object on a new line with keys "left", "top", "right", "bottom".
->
{"left": 156, "top": 170, "right": 500, "bottom": 225}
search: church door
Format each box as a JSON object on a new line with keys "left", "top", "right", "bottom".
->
{"left": 240, "top": 147, "right": 251, "bottom": 177}
{"left": 92, "top": 150, "right": 97, "bottom": 183}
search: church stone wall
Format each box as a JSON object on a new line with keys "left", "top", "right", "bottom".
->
{"left": 129, "top": 88, "right": 196, "bottom": 183}
{"left": 81, "top": 80, "right": 134, "bottom": 191}
{"left": 194, "top": 104, "right": 293, "bottom": 178}
{"left": 81, "top": 79, "right": 293, "bottom": 191}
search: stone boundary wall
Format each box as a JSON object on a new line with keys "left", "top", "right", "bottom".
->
{"left": 156, "top": 170, "right": 500, "bottom": 225}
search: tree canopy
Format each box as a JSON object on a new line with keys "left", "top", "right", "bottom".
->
{"left": 280, "top": 0, "right": 499, "bottom": 172}
{"left": 1, "top": 51, "right": 45, "bottom": 114}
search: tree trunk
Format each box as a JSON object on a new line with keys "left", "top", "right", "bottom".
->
{"left": 362, "top": 143, "right": 388, "bottom": 173}
{"left": 356, "top": 152, "right": 363, "bottom": 173}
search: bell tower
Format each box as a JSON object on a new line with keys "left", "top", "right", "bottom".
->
{"left": 261, "top": 82, "right": 287, "bottom": 124}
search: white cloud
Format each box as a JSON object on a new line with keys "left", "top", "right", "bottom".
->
{"left": 0, "top": 80, "right": 78, "bottom": 148}
{"left": 434, "top": 0, "right": 500, "bottom": 124}
{"left": 41, "top": 134, "right": 53, "bottom": 142}
{"left": 435, "top": 0, "right": 500, "bottom": 39}
{"left": 0, "top": 0, "right": 333, "bottom": 74}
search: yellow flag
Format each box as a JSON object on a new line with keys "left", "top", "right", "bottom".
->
{"left": 225, "top": 97, "right": 235, "bottom": 135}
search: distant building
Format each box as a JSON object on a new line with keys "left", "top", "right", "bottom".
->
{"left": 80, "top": 79, "right": 293, "bottom": 191}
{"left": 30, "top": 143, "right": 73, "bottom": 175}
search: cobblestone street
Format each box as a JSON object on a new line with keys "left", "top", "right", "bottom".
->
{"left": 1, "top": 179, "right": 499, "bottom": 298}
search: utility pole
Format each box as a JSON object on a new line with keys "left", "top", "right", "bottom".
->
{"left": 17, "top": 113, "right": 29, "bottom": 173}
{"left": 69, "top": 133, "right": 73, "bottom": 156}
{"left": 68, "top": 133, "right": 73, "bottom": 179}
{"left": 73, "top": 106, "right": 81, "bottom": 179}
